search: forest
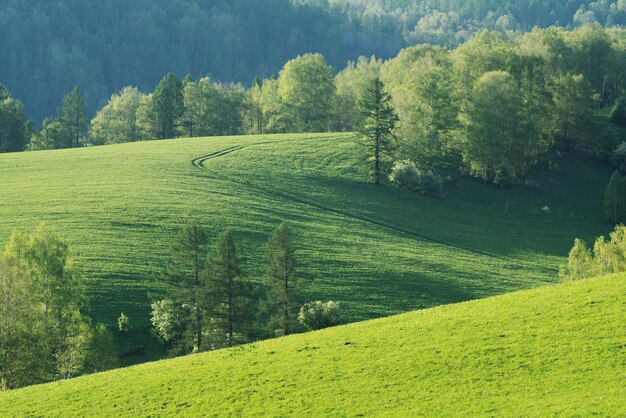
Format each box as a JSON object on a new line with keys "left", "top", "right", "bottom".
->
{"left": 298, "top": 0, "right": 626, "bottom": 44}
{"left": 0, "top": 0, "right": 401, "bottom": 123}
{"left": 2, "top": 1, "right": 626, "bottom": 123}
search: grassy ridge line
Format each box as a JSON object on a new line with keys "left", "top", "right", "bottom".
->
{"left": 1, "top": 275, "right": 623, "bottom": 416}
{"left": 192, "top": 138, "right": 551, "bottom": 270}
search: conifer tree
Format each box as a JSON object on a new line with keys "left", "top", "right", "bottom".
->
{"left": 356, "top": 77, "right": 398, "bottom": 185}
{"left": 263, "top": 222, "right": 302, "bottom": 336}
{"left": 204, "top": 230, "right": 254, "bottom": 347}
{"left": 161, "top": 222, "right": 209, "bottom": 353}
{"left": 59, "top": 87, "right": 88, "bottom": 148}
{"left": 151, "top": 73, "right": 183, "bottom": 139}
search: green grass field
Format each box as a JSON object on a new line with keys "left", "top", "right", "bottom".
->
{"left": 1, "top": 274, "right": 623, "bottom": 416}
{"left": 0, "top": 133, "right": 613, "bottom": 363}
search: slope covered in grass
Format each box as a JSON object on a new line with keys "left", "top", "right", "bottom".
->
{"left": 1, "top": 275, "right": 624, "bottom": 416}
{"left": 0, "top": 133, "right": 612, "bottom": 362}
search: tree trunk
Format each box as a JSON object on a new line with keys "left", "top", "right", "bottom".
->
{"left": 283, "top": 256, "right": 289, "bottom": 335}
{"left": 375, "top": 138, "right": 380, "bottom": 185}
{"left": 228, "top": 276, "right": 233, "bottom": 347}
{"left": 196, "top": 304, "right": 202, "bottom": 351}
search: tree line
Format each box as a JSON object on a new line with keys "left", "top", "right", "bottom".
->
{"left": 2, "top": 25, "right": 626, "bottom": 188}
{"left": 3, "top": 1, "right": 625, "bottom": 123}
{"left": 560, "top": 223, "right": 626, "bottom": 281}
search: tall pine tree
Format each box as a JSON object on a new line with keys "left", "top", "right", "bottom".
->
{"left": 263, "top": 222, "right": 302, "bottom": 336}
{"left": 59, "top": 87, "right": 88, "bottom": 148}
{"left": 356, "top": 77, "right": 398, "bottom": 185}
{"left": 151, "top": 73, "right": 183, "bottom": 139}
{"left": 204, "top": 230, "right": 254, "bottom": 348}
{"left": 161, "top": 223, "right": 209, "bottom": 353}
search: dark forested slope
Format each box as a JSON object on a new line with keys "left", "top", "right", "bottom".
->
{"left": 299, "top": 0, "right": 626, "bottom": 44}
{"left": 0, "top": 0, "right": 401, "bottom": 122}
{"left": 2, "top": 0, "right": 625, "bottom": 123}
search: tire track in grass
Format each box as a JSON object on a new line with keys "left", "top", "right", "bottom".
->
{"left": 191, "top": 137, "right": 553, "bottom": 273}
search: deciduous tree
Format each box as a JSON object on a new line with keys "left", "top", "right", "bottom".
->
{"left": 0, "top": 85, "right": 30, "bottom": 153}
{"left": 90, "top": 87, "right": 145, "bottom": 145}
{"left": 0, "top": 224, "right": 91, "bottom": 389}
{"left": 278, "top": 54, "right": 336, "bottom": 132}
{"left": 460, "top": 71, "right": 551, "bottom": 183}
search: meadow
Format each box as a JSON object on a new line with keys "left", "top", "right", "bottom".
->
{"left": 0, "top": 133, "right": 613, "bottom": 362}
{"left": 1, "top": 274, "right": 623, "bottom": 416}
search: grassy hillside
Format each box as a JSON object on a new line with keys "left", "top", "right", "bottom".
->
{"left": 1, "top": 275, "right": 623, "bottom": 416}
{"left": 0, "top": 133, "right": 612, "bottom": 362}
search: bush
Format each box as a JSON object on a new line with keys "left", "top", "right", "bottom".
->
{"left": 611, "top": 142, "right": 626, "bottom": 173}
{"left": 388, "top": 160, "right": 443, "bottom": 198}
{"left": 610, "top": 96, "right": 626, "bottom": 126}
{"left": 117, "top": 312, "right": 130, "bottom": 334}
{"left": 492, "top": 163, "right": 516, "bottom": 187}
{"left": 298, "top": 301, "right": 341, "bottom": 331}
{"left": 150, "top": 299, "right": 190, "bottom": 343}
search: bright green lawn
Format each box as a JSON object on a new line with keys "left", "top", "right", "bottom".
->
{"left": 0, "top": 133, "right": 613, "bottom": 362}
{"left": 1, "top": 275, "right": 624, "bottom": 416}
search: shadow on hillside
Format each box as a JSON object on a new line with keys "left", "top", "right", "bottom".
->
{"left": 287, "top": 154, "right": 613, "bottom": 259}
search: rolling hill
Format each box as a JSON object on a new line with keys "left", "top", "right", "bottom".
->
{"left": 0, "top": 133, "right": 613, "bottom": 363}
{"left": 1, "top": 274, "right": 623, "bottom": 416}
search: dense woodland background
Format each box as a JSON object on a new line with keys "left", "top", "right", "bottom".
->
{"left": 1, "top": 0, "right": 626, "bottom": 122}
{"left": 0, "top": 0, "right": 400, "bottom": 122}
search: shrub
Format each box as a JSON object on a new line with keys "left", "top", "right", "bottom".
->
{"left": 610, "top": 96, "right": 626, "bottom": 126}
{"left": 388, "top": 160, "right": 443, "bottom": 198}
{"left": 388, "top": 160, "right": 419, "bottom": 189}
{"left": 492, "top": 163, "right": 516, "bottom": 187}
{"left": 298, "top": 301, "right": 341, "bottom": 331}
{"left": 150, "top": 299, "right": 190, "bottom": 343}
{"left": 117, "top": 312, "right": 130, "bottom": 334}
{"left": 611, "top": 142, "right": 626, "bottom": 173}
